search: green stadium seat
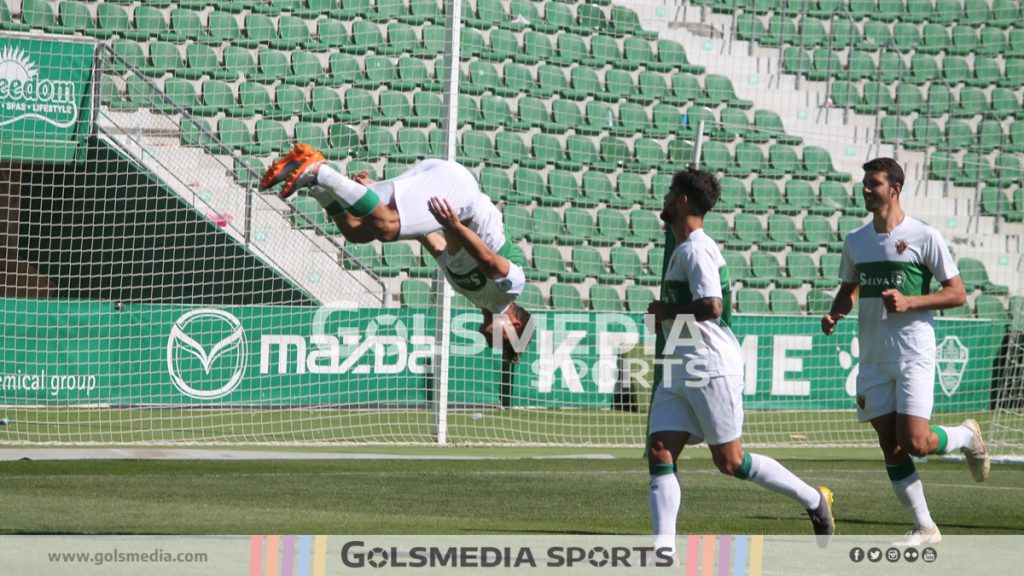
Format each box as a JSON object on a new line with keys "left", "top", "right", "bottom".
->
{"left": 918, "top": 24, "right": 949, "bottom": 55}
{"left": 180, "top": 117, "right": 216, "bottom": 151}
{"left": 565, "top": 136, "right": 602, "bottom": 172}
{"left": 949, "top": 24, "right": 979, "bottom": 56}
{"left": 994, "top": 154, "right": 1023, "bottom": 188}
{"left": 400, "top": 279, "right": 433, "bottom": 307}
{"left": 804, "top": 146, "right": 851, "bottom": 182}
{"left": 502, "top": 205, "right": 530, "bottom": 243}
{"left": 980, "top": 186, "right": 1012, "bottom": 219}
{"left": 552, "top": 284, "right": 584, "bottom": 310}
{"left": 1000, "top": 58, "right": 1024, "bottom": 89}
{"left": 815, "top": 181, "right": 857, "bottom": 216}
{"left": 392, "top": 128, "right": 430, "bottom": 164}
{"left": 459, "top": 131, "right": 493, "bottom": 167}
{"left": 754, "top": 110, "right": 801, "bottom": 145}
{"left": 749, "top": 179, "right": 782, "bottom": 214}
{"left": 573, "top": 246, "right": 615, "bottom": 283}
{"left": 719, "top": 250, "right": 747, "bottom": 288}
{"left": 855, "top": 81, "right": 894, "bottom": 115}
{"left": 327, "top": 123, "right": 359, "bottom": 160}
{"left": 379, "top": 242, "right": 419, "bottom": 278}
{"left": 55, "top": 1, "right": 96, "bottom": 35}
{"left": 717, "top": 177, "right": 747, "bottom": 212}
{"left": 362, "top": 124, "right": 399, "bottom": 160}
{"left": 294, "top": 122, "right": 329, "bottom": 154}
{"left": 581, "top": 169, "right": 616, "bottom": 208}
{"left": 217, "top": 118, "right": 253, "bottom": 153}
{"left": 614, "top": 173, "right": 650, "bottom": 210}
{"left": 348, "top": 20, "right": 384, "bottom": 54}
{"left": 894, "top": 83, "right": 925, "bottom": 115}
{"left": 181, "top": 44, "right": 220, "bottom": 80}
{"left": 765, "top": 15, "right": 798, "bottom": 48}
{"left": 785, "top": 252, "right": 819, "bottom": 288}
{"left": 305, "top": 18, "right": 347, "bottom": 51}
{"left": 955, "top": 151, "right": 995, "bottom": 187}
{"left": 806, "top": 290, "right": 833, "bottom": 315}
{"left": 705, "top": 212, "right": 737, "bottom": 249}
{"left": 594, "top": 208, "right": 628, "bottom": 247}
{"left": 550, "top": 99, "right": 584, "bottom": 135}
{"left": 769, "top": 289, "right": 801, "bottom": 314}
{"left": 563, "top": 207, "right": 596, "bottom": 245}
{"left": 838, "top": 215, "right": 866, "bottom": 239}
{"left": 1011, "top": 296, "right": 1024, "bottom": 330}
{"left": 975, "top": 294, "right": 1008, "bottom": 325}
{"left": 611, "top": 246, "right": 649, "bottom": 284}
{"left": 765, "top": 144, "right": 803, "bottom": 179}
{"left": 548, "top": 170, "right": 580, "bottom": 207}
{"left": 622, "top": 37, "right": 655, "bottom": 71}
{"left": 625, "top": 211, "right": 662, "bottom": 248}
{"left": 589, "top": 285, "right": 624, "bottom": 312}
{"left": 654, "top": 39, "right": 703, "bottom": 74}
{"left": 145, "top": 41, "right": 184, "bottom": 78}
{"left": 252, "top": 48, "right": 290, "bottom": 82}
{"left": 237, "top": 81, "right": 271, "bottom": 117}
{"left": 602, "top": 69, "right": 636, "bottom": 104}
{"left": 516, "top": 169, "right": 549, "bottom": 206}
{"left": 731, "top": 143, "right": 764, "bottom": 177}
{"left": 733, "top": 213, "right": 767, "bottom": 253}
{"left": 494, "top": 131, "right": 530, "bottom": 168}
{"left": 959, "top": 258, "right": 1009, "bottom": 294}
{"left": 374, "top": 91, "right": 413, "bottom": 126}
{"left": 807, "top": 48, "right": 840, "bottom": 82}
{"left": 699, "top": 141, "right": 733, "bottom": 176}
{"left": 976, "top": 27, "right": 1008, "bottom": 57}
{"left": 954, "top": 87, "right": 988, "bottom": 118}
{"left": 817, "top": 253, "right": 842, "bottom": 287}
{"left": 904, "top": 118, "right": 939, "bottom": 151}
{"left": 519, "top": 284, "right": 549, "bottom": 311}
{"left": 736, "top": 289, "right": 768, "bottom": 313}
{"left": 625, "top": 286, "right": 655, "bottom": 313}
{"left": 706, "top": 75, "right": 753, "bottom": 109}
{"left": 479, "top": 167, "right": 511, "bottom": 203}
{"left": 736, "top": 13, "right": 766, "bottom": 43}
{"left": 163, "top": 78, "right": 210, "bottom": 116}
{"left": 783, "top": 180, "right": 816, "bottom": 216}
{"left": 770, "top": 214, "right": 815, "bottom": 252}
{"left": 880, "top": 116, "right": 910, "bottom": 147}
{"left": 532, "top": 245, "right": 580, "bottom": 282}
{"left": 803, "top": 214, "right": 838, "bottom": 252}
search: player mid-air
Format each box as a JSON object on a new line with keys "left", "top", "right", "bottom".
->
{"left": 260, "top": 144, "right": 531, "bottom": 361}
{"left": 646, "top": 168, "right": 835, "bottom": 552}
{"left": 822, "top": 158, "right": 989, "bottom": 545}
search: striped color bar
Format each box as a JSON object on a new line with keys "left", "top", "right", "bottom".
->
{"left": 732, "top": 536, "right": 748, "bottom": 576}
{"left": 680, "top": 535, "right": 765, "bottom": 575}
{"left": 249, "top": 536, "right": 262, "bottom": 576}
{"left": 313, "top": 535, "right": 328, "bottom": 576}
{"left": 281, "top": 536, "right": 295, "bottom": 576}
{"left": 685, "top": 534, "right": 700, "bottom": 576}
{"left": 296, "top": 536, "right": 312, "bottom": 576}
{"left": 717, "top": 536, "right": 731, "bottom": 576}
{"left": 701, "top": 536, "right": 716, "bottom": 576}
{"left": 265, "top": 536, "right": 280, "bottom": 576}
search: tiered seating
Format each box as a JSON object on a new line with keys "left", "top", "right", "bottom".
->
{"left": 33, "top": 0, "right": 1014, "bottom": 313}
{"left": 727, "top": 0, "right": 1024, "bottom": 225}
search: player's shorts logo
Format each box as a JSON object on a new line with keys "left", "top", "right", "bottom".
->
{"left": 167, "top": 308, "right": 247, "bottom": 399}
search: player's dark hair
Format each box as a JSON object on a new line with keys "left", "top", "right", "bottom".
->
{"left": 862, "top": 157, "right": 905, "bottom": 188}
{"left": 480, "top": 304, "right": 533, "bottom": 364}
{"left": 670, "top": 168, "right": 720, "bottom": 216}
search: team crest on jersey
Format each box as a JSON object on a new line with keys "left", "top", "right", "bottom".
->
{"left": 896, "top": 239, "right": 909, "bottom": 254}
{"left": 497, "top": 278, "right": 513, "bottom": 291}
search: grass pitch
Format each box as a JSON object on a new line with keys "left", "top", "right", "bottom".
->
{"left": 1, "top": 448, "right": 1022, "bottom": 536}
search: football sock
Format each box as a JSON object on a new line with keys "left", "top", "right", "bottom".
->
{"left": 929, "top": 425, "right": 974, "bottom": 454}
{"left": 649, "top": 462, "right": 680, "bottom": 551}
{"left": 735, "top": 453, "right": 822, "bottom": 510}
{"left": 887, "top": 458, "right": 936, "bottom": 529}
{"left": 312, "top": 164, "right": 380, "bottom": 218}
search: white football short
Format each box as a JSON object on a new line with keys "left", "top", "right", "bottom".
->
{"left": 647, "top": 374, "right": 744, "bottom": 446}
{"left": 855, "top": 357, "right": 935, "bottom": 422}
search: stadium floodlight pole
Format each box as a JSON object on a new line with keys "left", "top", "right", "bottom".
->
{"left": 690, "top": 120, "right": 706, "bottom": 170}
{"left": 431, "top": 0, "right": 465, "bottom": 446}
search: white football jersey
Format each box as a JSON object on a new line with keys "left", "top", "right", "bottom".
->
{"left": 839, "top": 216, "right": 959, "bottom": 363}
{"left": 660, "top": 228, "right": 743, "bottom": 378}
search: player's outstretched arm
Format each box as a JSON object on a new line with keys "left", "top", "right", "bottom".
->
{"left": 822, "top": 282, "right": 859, "bottom": 335}
{"left": 428, "top": 197, "right": 511, "bottom": 280}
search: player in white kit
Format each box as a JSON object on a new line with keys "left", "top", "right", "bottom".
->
{"left": 646, "top": 168, "right": 834, "bottom": 552}
{"left": 821, "top": 158, "right": 990, "bottom": 545}
{"left": 260, "top": 144, "right": 530, "bottom": 360}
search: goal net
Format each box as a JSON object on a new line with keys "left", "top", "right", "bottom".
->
{"left": 0, "top": 1, "right": 1021, "bottom": 453}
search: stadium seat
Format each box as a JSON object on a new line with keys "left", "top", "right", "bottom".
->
{"left": 574, "top": 246, "right": 621, "bottom": 283}
{"left": 479, "top": 167, "right": 511, "bottom": 203}
{"left": 704, "top": 212, "right": 738, "bottom": 248}
{"left": 552, "top": 284, "right": 584, "bottom": 310}
{"left": 958, "top": 258, "right": 1009, "bottom": 294}
{"left": 803, "top": 214, "right": 838, "bottom": 251}
{"left": 610, "top": 247, "right": 649, "bottom": 284}
{"left": 806, "top": 290, "right": 833, "bottom": 315}
{"left": 749, "top": 179, "right": 783, "bottom": 214}
{"left": 563, "top": 208, "right": 597, "bottom": 245}
{"left": 589, "top": 285, "right": 624, "bottom": 312}
{"left": 548, "top": 170, "right": 580, "bottom": 207}
{"left": 975, "top": 294, "right": 1009, "bottom": 325}
{"left": 769, "top": 290, "right": 802, "bottom": 314}
{"left": 736, "top": 289, "right": 768, "bottom": 313}
{"left": 532, "top": 245, "right": 580, "bottom": 282}
{"left": 722, "top": 250, "right": 750, "bottom": 287}
{"left": 626, "top": 286, "right": 655, "bottom": 313}
{"left": 785, "top": 252, "right": 819, "bottom": 287}
{"left": 400, "top": 279, "right": 433, "bottom": 307}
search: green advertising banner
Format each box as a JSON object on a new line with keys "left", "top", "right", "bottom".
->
{"left": 0, "top": 35, "right": 95, "bottom": 162}
{"left": 0, "top": 298, "right": 1006, "bottom": 412}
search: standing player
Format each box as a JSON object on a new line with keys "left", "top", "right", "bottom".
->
{"left": 260, "top": 144, "right": 531, "bottom": 360}
{"left": 822, "top": 158, "right": 989, "bottom": 545}
{"left": 647, "top": 169, "right": 835, "bottom": 552}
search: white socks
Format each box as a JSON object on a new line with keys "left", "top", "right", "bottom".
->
{"left": 892, "top": 471, "right": 936, "bottom": 529}
{"left": 931, "top": 424, "right": 974, "bottom": 454}
{"left": 649, "top": 468, "right": 680, "bottom": 552}
{"left": 739, "top": 453, "right": 822, "bottom": 510}
{"left": 310, "top": 164, "right": 379, "bottom": 218}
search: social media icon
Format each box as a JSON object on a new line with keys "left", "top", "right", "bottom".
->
{"left": 886, "top": 548, "right": 901, "bottom": 562}
{"left": 849, "top": 547, "right": 865, "bottom": 563}
{"left": 867, "top": 548, "right": 882, "bottom": 562}
{"left": 922, "top": 547, "right": 937, "bottom": 563}
{"left": 904, "top": 548, "right": 919, "bottom": 563}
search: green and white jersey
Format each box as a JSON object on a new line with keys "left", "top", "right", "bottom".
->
{"left": 839, "top": 216, "right": 959, "bottom": 362}
{"left": 660, "top": 228, "right": 742, "bottom": 377}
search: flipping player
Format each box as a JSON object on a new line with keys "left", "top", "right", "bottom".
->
{"left": 260, "top": 145, "right": 530, "bottom": 360}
